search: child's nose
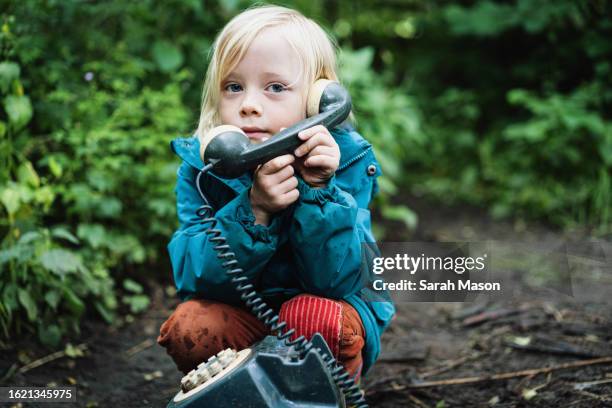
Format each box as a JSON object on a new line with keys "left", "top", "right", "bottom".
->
{"left": 240, "top": 92, "right": 262, "bottom": 117}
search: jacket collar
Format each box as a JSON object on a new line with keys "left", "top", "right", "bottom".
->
{"left": 170, "top": 124, "right": 371, "bottom": 193}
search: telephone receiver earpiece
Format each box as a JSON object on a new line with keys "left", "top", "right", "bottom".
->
{"left": 200, "top": 79, "right": 352, "bottom": 179}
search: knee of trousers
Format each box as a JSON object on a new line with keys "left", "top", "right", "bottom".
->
{"left": 278, "top": 293, "right": 343, "bottom": 356}
{"left": 157, "top": 299, "right": 239, "bottom": 373}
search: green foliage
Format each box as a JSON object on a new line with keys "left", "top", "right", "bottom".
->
{"left": 340, "top": 47, "right": 422, "bottom": 233}
{"left": 322, "top": 0, "right": 611, "bottom": 232}
{"left": 0, "top": 1, "right": 201, "bottom": 347}
{"left": 415, "top": 1, "right": 611, "bottom": 232}
{"left": 1, "top": 0, "right": 610, "bottom": 349}
{"left": 488, "top": 85, "right": 611, "bottom": 227}
{"left": 122, "top": 278, "right": 150, "bottom": 314}
{"left": 0, "top": 227, "right": 116, "bottom": 348}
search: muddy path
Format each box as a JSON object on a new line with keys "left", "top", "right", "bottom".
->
{"left": 1, "top": 197, "right": 611, "bottom": 407}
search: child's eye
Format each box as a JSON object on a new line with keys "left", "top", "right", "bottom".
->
{"left": 267, "top": 83, "right": 286, "bottom": 93}
{"left": 225, "top": 83, "right": 242, "bottom": 92}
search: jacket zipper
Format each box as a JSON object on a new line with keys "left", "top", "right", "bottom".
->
{"left": 337, "top": 146, "right": 372, "bottom": 172}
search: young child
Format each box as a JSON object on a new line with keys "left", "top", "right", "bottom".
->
{"left": 157, "top": 5, "right": 395, "bottom": 384}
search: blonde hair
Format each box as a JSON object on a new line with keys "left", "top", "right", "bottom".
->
{"left": 195, "top": 4, "right": 342, "bottom": 142}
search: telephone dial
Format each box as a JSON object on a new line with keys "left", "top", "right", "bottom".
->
{"left": 166, "top": 79, "right": 368, "bottom": 408}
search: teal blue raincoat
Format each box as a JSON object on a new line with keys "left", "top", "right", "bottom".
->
{"left": 167, "top": 125, "right": 395, "bottom": 374}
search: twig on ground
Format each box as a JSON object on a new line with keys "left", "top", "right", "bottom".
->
{"left": 0, "top": 363, "right": 18, "bottom": 383}
{"left": 408, "top": 394, "right": 430, "bottom": 408}
{"left": 574, "top": 390, "right": 612, "bottom": 403}
{"left": 419, "top": 354, "right": 481, "bottom": 379}
{"left": 18, "top": 343, "right": 88, "bottom": 374}
{"left": 505, "top": 334, "right": 606, "bottom": 358}
{"left": 125, "top": 338, "right": 155, "bottom": 357}
{"left": 573, "top": 378, "right": 612, "bottom": 390}
{"left": 462, "top": 308, "right": 523, "bottom": 327}
{"left": 406, "top": 356, "right": 612, "bottom": 389}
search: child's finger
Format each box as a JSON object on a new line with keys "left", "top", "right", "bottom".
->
{"left": 304, "top": 145, "right": 337, "bottom": 159}
{"left": 255, "top": 167, "right": 292, "bottom": 195}
{"left": 260, "top": 154, "right": 295, "bottom": 174}
{"left": 297, "top": 125, "right": 328, "bottom": 140}
{"left": 304, "top": 154, "right": 339, "bottom": 169}
{"left": 274, "top": 175, "right": 299, "bottom": 195}
{"left": 294, "top": 132, "right": 335, "bottom": 157}
{"left": 280, "top": 188, "right": 300, "bottom": 204}
{"left": 269, "top": 163, "right": 295, "bottom": 183}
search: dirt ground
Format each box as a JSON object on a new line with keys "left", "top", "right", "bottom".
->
{"left": 1, "top": 197, "right": 611, "bottom": 407}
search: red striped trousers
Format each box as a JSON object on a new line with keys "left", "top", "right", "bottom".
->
{"left": 158, "top": 293, "right": 365, "bottom": 382}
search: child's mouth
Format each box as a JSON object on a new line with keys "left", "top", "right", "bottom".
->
{"left": 244, "top": 131, "right": 270, "bottom": 142}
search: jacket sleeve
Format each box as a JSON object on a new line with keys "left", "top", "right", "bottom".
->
{"left": 288, "top": 158, "right": 379, "bottom": 300}
{"left": 168, "top": 162, "right": 283, "bottom": 302}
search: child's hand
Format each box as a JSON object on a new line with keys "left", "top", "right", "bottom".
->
{"left": 249, "top": 154, "right": 299, "bottom": 226}
{"left": 292, "top": 125, "right": 340, "bottom": 188}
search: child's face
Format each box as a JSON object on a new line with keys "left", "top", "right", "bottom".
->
{"left": 219, "top": 26, "right": 307, "bottom": 143}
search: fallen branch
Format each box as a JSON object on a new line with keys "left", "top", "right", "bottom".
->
{"left": 420, "top": 354, "right": 481, "bottom": 379}
{"left": 18, "top": 343, "right": 88, "bottom": 374}
{"left": 125, "top": 338, "right": 155, "bottom": 357}
{"left": 574, "top": 390, "right": 612, "bottom": 403}
{"left": 573, "top": 378, "right": 612, "bottom": 391}
{"left": 505, "top": 334, "right": 607, "bottom": 358}
{"left": 407, "top": 356, "right": 612, "bottom": 389}
{"left": 408, "top": 394, "right": 430, "bottom": 408}
{"left": 462, "top": 307, "right": 524, "bottom": 327}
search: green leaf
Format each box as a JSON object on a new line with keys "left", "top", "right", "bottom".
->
{"left": 152, "top": 41, "right": 184, "bottom": 72}
{"left": 0, "top": 62, "right": 20, "bottom": 93}
{"left": 381, "top": 205, "right": 418, "bottom": 230}
{"left": 62, "top": 288, "right": 85, "bottom": 316}
{"left": 4, "top": 95, "right": 33, "bottom": 130}
{"left": 600, "top": 130, "right": 612, "bottom": 166}
{"left": 18, "top": 231, "right": 42, "bottom": 245}
{"left": 94, "top": 301, "right": 115, "bottom": 324}
{"left": 17, "top": 161, "right": 40, "bottom": 188}
{"left": 512, "top": 336, "right": 532, "bottom": 346}
{"left": 51, "top": 227, "right": 80, "bottom": 245}
{"left": 220, "top": 0, "right": 240, "bottom": 12}
{"left": 3, "top": 284, "right": 18, "bottom": 311}
{"left": 33, "top": 186, "right": 55, "bottom": 209}
{"left": 123, "top": 278, "right": 143, "bottom": 294}
{"left": 18, "top": 289, "right": 37, "bottom": 321}
{"left": 444, "top": 3, "right": 518, "bottom": 36}
{"left": 48, "top": 156, "right": 63, "bottom": 178}
{"left": 64, "top": 343, "right": 84, "bottom": 358}
{"left": 1, "top": 186, "right": 20, "bottom": 216}
{"left": 77, "top": 224, "right": 106, "bottom": 249}
{"left": 39, "top": 249, "right": 82, "bottom": 275}
{"left": 522, "top": 387, "right": 538, "bottom": 400}
{"left": 0, "top": 246, "right": 22, "bottom": 265}
{"left": 97, "top": 197, "right": 122, "bottom": 218}
{"left": 377, "top": 177, "right": 397, "bottom": 195}
{"left": 123, "top": 294, "right": 150, "bottom": 314}
{"left": 38, "top": 323, "right": 62, "bottom": 348}
{"left": 44, "top": 290, "right": 61, "bottom": 309}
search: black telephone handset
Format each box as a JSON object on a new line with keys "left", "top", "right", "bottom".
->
{"left": 200, "top": 79, "right": 352, "bottom": 178}
{"left": 167, "top": 80, "right": 367, "bottom": 408}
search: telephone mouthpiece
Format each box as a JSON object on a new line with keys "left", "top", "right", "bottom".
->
{"left": 199, "top": 125, "right": 251, "bottom": 179}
